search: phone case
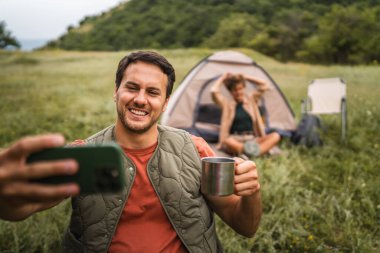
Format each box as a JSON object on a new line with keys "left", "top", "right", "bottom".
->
{"left": 27, "top": 143, "right": 125, "bottom": 194}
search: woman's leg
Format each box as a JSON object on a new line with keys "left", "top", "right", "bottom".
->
{"left": 222, "top": 136, "right": 244, "bottom": 155}
{"left": 255, "top": 132, "right": 281, "bottom": 155}
{"left": 223, "top": 132, "right": 281, "bottom": 157}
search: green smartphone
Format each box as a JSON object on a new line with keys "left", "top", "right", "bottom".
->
{"left": 27, "top": 143, "right": 125, "bottom": 194}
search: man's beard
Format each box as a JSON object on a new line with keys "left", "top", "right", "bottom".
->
{"left": 117, "top": 105, "right": 159, "bottom": 134}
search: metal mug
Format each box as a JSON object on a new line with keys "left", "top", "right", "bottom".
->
{"left": 201, "top": 157, "right": 235, "bottom": 196}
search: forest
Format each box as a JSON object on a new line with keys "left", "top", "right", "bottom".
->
{"left": 45, "top": 0, "right": 380, "bottom": 65}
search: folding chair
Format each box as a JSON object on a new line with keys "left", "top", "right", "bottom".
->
{"left": 301, "top": 77, "right": 347, "bottom": 141}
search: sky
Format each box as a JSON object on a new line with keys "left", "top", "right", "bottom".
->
{"left": 0, "top": 0, "right": 124, "bottom": 41}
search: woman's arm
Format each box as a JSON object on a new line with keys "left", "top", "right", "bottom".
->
{"left": 243, "top": 74, "right": 269, "bottom": 91}
{"left": 211, "top": 73, "right": 231, "bottom": 107}
{"left": 244, "top": 74, "right": 271, "bottom": 103}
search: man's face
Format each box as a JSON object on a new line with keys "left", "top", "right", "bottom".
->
{"left": 114, "top": 61, "right": 169, "bottom": 134}
{"left": 231, "top": 82, "right": 245, "bottom": 103}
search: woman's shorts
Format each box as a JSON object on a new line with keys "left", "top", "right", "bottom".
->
{"left": 228, "top": 134, "right": 261, "bottom": 157}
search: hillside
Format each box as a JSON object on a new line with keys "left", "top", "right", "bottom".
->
{"left": 44, "top": 0, "right": 380, "bottom": 64}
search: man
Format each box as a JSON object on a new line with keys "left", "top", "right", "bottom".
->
{"left": 1, "top": 51, "right": 262, "bottom": 252}
{"left": 211, "top": 72, "right": 281, "bottom": 158}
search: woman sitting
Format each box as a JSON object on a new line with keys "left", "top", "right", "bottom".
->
{"left": 211, "top": 72, "right": 281, "bottom": 158}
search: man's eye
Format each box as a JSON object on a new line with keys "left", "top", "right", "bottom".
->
{"left": 126, "top": 85, "right": 138, "bottom": 91}
{"left": 148, "top": 90, "right": 160, "bottom": 96}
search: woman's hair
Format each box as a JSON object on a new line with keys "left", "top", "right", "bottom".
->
{"left": 223, "top": 74, "right": 245, "bottom": 91}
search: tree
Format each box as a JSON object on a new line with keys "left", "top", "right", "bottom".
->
{"left": 249, "top": 9, "right": 317, "bottom": 61}
{"left": 299, "top": 5, "right": 380, "bottom": 64}
{"left": 202, "top": 13, "right": 264, "bottom": 48}
{"left": 0, "top": 21, "right": 20, "bottom": 49}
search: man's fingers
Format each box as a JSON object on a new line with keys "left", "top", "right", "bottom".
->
{"left": 234, "top": 159, "right": 256, "bottom": 175}
{"left": 7, "top": 134, "right": 65, "bottom": 159}
{"left": 0, "top": 159, "right": 78, "bottom": 182}
{"left": 234, "top": 181, "right": 260, "bottom": 196}
{"left": 233, "top": 157, "right": 245, "bottom": 165}
{"left": 235, "top": 188, "right": 260, "bottom": 196}
{"left": 234, "top": 171, "right": 258, "bottom": 185}
{"left": 233, "top": 159, "right": 260, "bottom": 196}
{"left": 25, "top": 160, "right": 78, "bottom": 179}
{"left": 1, "top": 182, "right": 80, "bottom": 201}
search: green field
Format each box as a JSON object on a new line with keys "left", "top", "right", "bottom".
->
{"left": 0, "top": 49, "right": 379, "bottom": 252}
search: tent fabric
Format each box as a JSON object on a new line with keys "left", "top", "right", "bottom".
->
{"left": 307, "top": 78, "right": 346, "bottom": 114}
{"left": 161, "top": 50, "right": 297, "bottom": 142}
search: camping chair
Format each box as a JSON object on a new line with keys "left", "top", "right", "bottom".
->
{"left": 301, "top": 77, "right": 347, "bottom": 141}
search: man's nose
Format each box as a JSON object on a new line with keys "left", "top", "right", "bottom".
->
{"left": 134, "top": 90, "right": 147, "bottom": 105}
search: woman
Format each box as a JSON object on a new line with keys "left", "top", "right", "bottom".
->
{"left": 211, "top": 72, "right": 281, "bottom": 157}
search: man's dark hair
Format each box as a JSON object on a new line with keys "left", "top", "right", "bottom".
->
{"left": 223, "top": 74, "right": 245, "bottom": 91}
{"left": 115, "top": 51, "right": 175, "bottom": 98}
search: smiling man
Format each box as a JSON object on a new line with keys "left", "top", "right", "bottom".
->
{"left": 58, "top": 51, "right": 263, "bottom": 253}
{"left": 114, "top": 60, "right": 169, "bottom": 136}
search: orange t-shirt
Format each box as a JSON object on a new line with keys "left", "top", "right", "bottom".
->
{"left": 108, "top": 135, "right": 215, "bottom": 253}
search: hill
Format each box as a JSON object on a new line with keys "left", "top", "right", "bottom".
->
{"left": 44, "top": 0, "right": 380, "bottom": 64}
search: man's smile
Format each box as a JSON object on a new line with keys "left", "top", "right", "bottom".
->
{"left": 129, "top": 108, "right": 148, "bottom": 116}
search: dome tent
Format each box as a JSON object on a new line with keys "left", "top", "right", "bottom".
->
{"left": 161, "top": 50, "right": 297, "bottom": 143}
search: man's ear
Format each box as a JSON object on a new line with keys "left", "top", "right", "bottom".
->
{"left": 113, "top": 87, "right": 117, "bottom": 101}
{"left": 162, "top": 97, "right": 170, "bottom": 112}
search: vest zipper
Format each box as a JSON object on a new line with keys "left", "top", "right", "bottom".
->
{"left": 104, "top": 157, "right": 137, "bottom": 253}
{"left": 145, "top": 161, "right": 192, "bottom": 253}
{"left": 146, "top": 129, "right": 193, "bottom": 252}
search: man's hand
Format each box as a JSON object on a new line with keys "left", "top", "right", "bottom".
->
{"left": 233, "top": 157, "right": 260, "bottom": 196}
{"left": 0, "top": 134, "right": 79, "bottom": 221}
{"left": 204, "top": 157, "right": 262, "bottom": 237}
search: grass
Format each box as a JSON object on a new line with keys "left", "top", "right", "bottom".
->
{"left": 0, "top": 48, "right": 379, "bottom": 252}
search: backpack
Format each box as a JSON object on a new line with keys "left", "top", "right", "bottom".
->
{"left": 291, "top": 114, "right": 324, "bottom": 148}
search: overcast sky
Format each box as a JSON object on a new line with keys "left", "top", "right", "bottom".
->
{"left": 0, "top": 0, "right": 124, "bottom": 40}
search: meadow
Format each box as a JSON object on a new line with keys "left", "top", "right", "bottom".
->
{"left": 0, "top": 48, "right": 379, "bottom": 252}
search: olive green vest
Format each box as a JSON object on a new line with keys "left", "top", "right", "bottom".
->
{"left": 62, "top": 124, "right": 222, "bottom": 253}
